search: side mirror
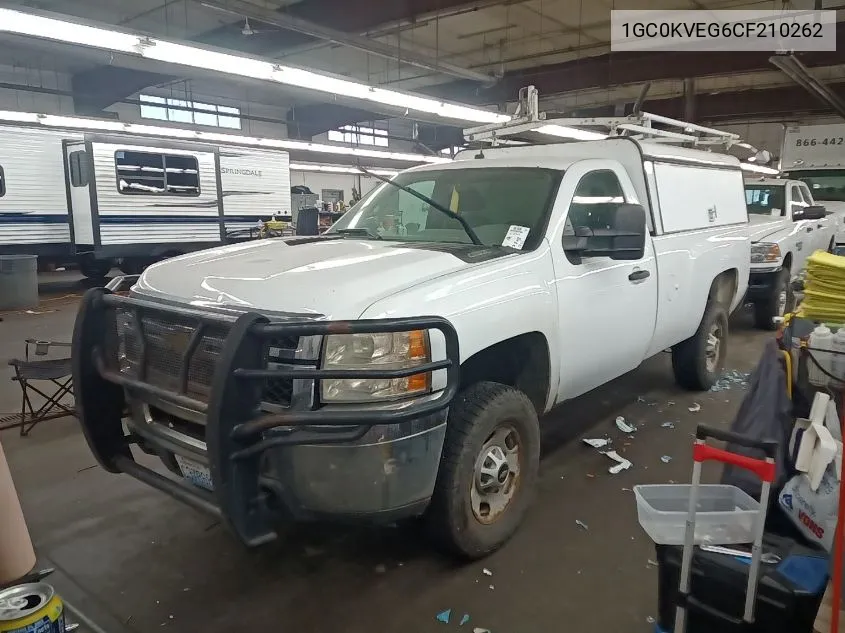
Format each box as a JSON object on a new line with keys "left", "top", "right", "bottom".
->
{"left": 562, "top": 203, "right": 647, "bottom": 260}
{"left": 803, "top": 205, "right": 826, "bottom": 220}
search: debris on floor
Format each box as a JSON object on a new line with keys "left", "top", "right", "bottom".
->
{"left": 582, "top": 437, "right": 611, "bottom": 449}
{"left": 615, "top": 416, "right": 636, "bottom": 433}
{"left": 661, "top": 422, "right": 675, "bottom": 429}
{"left": 436, "top": 609, "right": 452, "bottom": 624}
{"left": 603, "top": 450, "right": 633, "bottom": 474}
{"left": 473, "top": 629, "right": 490, "bottom": 633}
{"left": 661, "top": 455, "right": 672, "bottom": 464}
{"left": 482, "top": 568, "right": 492, "bottom": 576}
{"left": 709, "top": 369, "right": 750, "bottom": 392}
{"left": 460, "top": 614, "right": 470, "bottom": 626}
{"left": 575, "top": 519, "right": 589, "bottom": 531}
{"left": 688, "top": 403, "right": 701, "bottom": 413}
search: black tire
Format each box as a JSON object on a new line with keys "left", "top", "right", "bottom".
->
{"left": 672, "top": 301, "right": 729, "bottom": 391}
{"left": 78, "top": 257, "right": 112, "bottom": 279}
{"left": 426, "top": 382, "right": 540, "bottom": 559}
{"left": 119, "top": 258, "right": 149, "bottom": 276}
{"left": 752, "top": 269, "right": 792, "bottom": 331}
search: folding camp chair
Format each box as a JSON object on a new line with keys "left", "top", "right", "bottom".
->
{"left": 4, "top": 339, "right": 75, "bottom": 436}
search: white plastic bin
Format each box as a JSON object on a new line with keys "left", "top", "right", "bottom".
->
{"left": 634, "top": 484, "right": 760, "bottom": 545}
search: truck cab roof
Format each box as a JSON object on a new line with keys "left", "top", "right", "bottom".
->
{"left": 452, "top": 138, "right": 741, "bottom": 169}
{"left": 744, "top": 178, "right": 788, "bottom": 186}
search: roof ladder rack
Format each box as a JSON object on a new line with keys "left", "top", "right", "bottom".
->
{"left": 463, "top": 86, "right": 742, "bottom": 148}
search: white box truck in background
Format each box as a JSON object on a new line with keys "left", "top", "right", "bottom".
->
{"left": 781, "top": 124, "right": 845, "bottom": 252}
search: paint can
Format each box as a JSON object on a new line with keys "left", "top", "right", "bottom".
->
{"left": 0, "top": 583, "right": 65, "bottom": 633}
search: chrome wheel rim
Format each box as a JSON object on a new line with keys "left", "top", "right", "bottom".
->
{"left": 470, "top": 425, "right": 522, "bottom": 524}
{"left": 777, "top": 289, "right": 788, "bottom": 317}
{"left": 705, "top": 322, "right": 724, "bottom": 374}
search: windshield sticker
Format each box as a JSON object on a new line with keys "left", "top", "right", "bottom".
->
{"left": 771, "top": 208, "right": 782, "bottom": 216}
{"left": 502, "top": 225, "right": 531, "bottom": 249}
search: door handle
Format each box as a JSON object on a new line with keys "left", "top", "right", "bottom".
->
{"left": 628, "top": 269, "right": 650, "bottom": 282}
{"left": 819, "top": 223, "right": 825, "bottom": 229}
{"left": 807, "top": 227, "right": 814, "bottom": 232}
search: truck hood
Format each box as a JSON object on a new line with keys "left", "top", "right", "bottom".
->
{"left": 746, "top": 215, "right": 789, "bottom": 243}
{"left": 134, "top": 237, "right": 513, "bottom": 319}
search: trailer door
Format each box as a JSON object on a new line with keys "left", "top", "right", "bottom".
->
{"left": 65, "top": 142, "right": 94, "bottom": 248}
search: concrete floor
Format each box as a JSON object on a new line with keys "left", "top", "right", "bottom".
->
{"left": 0, "top": 275, "right": 770, "bottom": 633}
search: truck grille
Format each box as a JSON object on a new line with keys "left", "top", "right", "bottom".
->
{"left": 112, "top": 309, "right": 300, "bottom": 408}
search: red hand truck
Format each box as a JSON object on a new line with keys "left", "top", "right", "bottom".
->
{"left": 672, "top": 424, "right": 778, "bottom": 632}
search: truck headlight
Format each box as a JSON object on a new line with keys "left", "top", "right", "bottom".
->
{"left": 751, "top": 243, "right": 781, "bottom": 264}
{"left": 320, "top": 330, "right": 430, "bottom": 403}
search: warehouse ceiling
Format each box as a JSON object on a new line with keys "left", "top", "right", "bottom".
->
{"left": 7, "top": 0, "right": 845, "bottom": 144}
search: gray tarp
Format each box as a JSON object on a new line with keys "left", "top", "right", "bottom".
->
{"left": 720, "top": 338, "right": 793, "bottom": 498}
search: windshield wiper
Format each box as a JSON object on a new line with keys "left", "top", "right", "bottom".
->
{"left": 357, "top": 166, "right": 483, "bottom": 246}
{"left": 336, "top": 227, "right": 382, "bottom": 240}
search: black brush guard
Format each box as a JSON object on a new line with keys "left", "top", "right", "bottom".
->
{"left": 72, "top": 287, "right": 460, "bottom": 546}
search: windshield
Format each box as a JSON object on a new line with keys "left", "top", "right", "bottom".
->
{"left": 745, "top": 184, "right": 785, "bottom": 216}
{"left": 328, "top": 167, "right": 561, "bottom": 249}
{"left": 784, "top": 169, "right": 845, "bottom": 202}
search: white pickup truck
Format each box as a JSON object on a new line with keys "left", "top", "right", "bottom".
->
{"left": 72, "top": 138, "right": 750, "bottom": 559}
{"left": 781, "top": 123, "right": 845, "bottom": 252}
{"left": 744, "top": 177, "right": 836, "bottom": 329}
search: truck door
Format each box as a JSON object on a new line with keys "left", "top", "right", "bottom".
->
{"left": 64, "top": 141, "right": 95, "bottom": 248}
{"left": 551, "top": 167, "right": 658, "bottom": 400}
{"left": 801, "top": 182, "right": 833, "bottom": 252}
{"left": 789, "top": 183, "right": 816, "bottom": 265}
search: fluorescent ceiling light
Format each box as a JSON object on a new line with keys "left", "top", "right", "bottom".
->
{"left": 0, "top": 8, "right": 510, "bottom": 126}
{"left": 740, "top": 163, "right": 779, "bottom": 175}
{"left": 0, "top": 109, "right": 450, "bottom": 164}
{"left": 535, "top": 125, "right": 607, "bottom": 141}
{"left": 290, "top": 163, "right": 399, "bottom": 177}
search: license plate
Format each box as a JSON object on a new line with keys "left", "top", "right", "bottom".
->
{"left": 174, "top": 455, "right": 214, "bottom": 491}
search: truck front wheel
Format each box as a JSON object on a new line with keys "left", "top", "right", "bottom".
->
{"left": 426, "top": 382, "right": 540, "bottom": 559}
{"left": 671, "top": 302, "right": 728, "bottom": 390}
{"left": 753, "top": 269, "right": 792, "bottom": 331}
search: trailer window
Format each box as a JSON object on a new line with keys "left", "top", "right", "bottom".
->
{"left": 0, "top": 165, "right": 5, "bottom": 197}
{"left": 69, "top": 151, "right": 90, "bottom": 187}
{"left": 115, "top": 150, "right": 200, "bottom": 196}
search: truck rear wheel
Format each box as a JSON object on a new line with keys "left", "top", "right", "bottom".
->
{"left": 753, "top": 269, "right": 792, "bottom": 331}
{"left": 426, "top": 381, "right": 540, "bottom": 559}
{"left": 671, "top": 301, "right": 728, "bottom": 391}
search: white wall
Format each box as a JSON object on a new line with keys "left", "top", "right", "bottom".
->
{"left": 289, "top": 171, "right": 382, "bottom": 204}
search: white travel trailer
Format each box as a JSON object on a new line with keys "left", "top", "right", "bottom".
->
{"left": 0, "top": 125, "right": 291, "bottom": 277}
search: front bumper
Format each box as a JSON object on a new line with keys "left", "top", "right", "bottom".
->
{"left": 72, "top": 284, "right": 460, "bottom": 546}
{"left": 747, "top": 267, "right": 782, "bottom": 301}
